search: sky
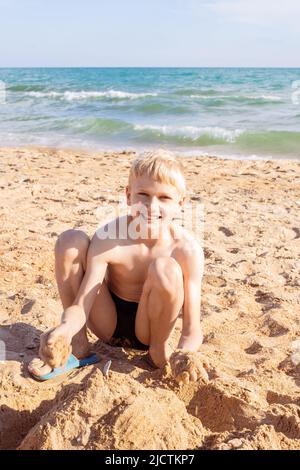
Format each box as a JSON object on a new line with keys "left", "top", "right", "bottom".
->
{"left": 0, "top": 0, "right": 300, "bottom": 67}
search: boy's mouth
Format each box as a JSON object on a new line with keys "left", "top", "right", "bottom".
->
{"left": 141, "top": 214, "right": 162, "bottom": 221}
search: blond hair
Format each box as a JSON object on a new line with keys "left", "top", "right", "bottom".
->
{"left": 129, "top": 149, "right": 186, "bottom": 196}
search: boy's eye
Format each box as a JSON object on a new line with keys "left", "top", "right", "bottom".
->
{"left": 138, "top": 192, "right": 148, "bottom": 196}
{"left": 160, "top": 196, "right": 171, "bottom": 200}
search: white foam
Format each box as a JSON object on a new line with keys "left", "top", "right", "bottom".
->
{"left": 260, "top": 95, "right": 282, "bottom": 102}
{"left": 27, "top": 91, "right": 61, "bottom": 98}
{"left": 175, "top": 149, "right": 273, "bottom": 161}
{"left": 190, "top": 94, "right": 282, "bottom": 102}
{"left": 134, "top": 124, "right": 244, "bottom": 143}
{"left": 26, "top": 89, "right": 158, "bottom": 100}
{"left": 64, "top": 90, "right": 158, "bottom": 100}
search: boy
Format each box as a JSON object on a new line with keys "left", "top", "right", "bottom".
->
{"left": 28, "top": 150, "right": 208, "bottom": 383}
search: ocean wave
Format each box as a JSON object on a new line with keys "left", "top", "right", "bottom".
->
{"left": 132, "top": 125, "right": 300, "bottom": 154}
{"left": 173, "top": 88, "right": 220, "bottom": 97}
{"left": 134, "top": 124, "right": 244, "bottom": 143}
{"left": 79, "top": 117, "right": 131, "bottom": 133}
{"left": 7, "top": 84, "right": 45, "bottom": 92}
{"left": 25, "top": 89, "right": 158, "bottom": 100}
{"left": 47, "top": 117, "right": 132, "bottom": 134}
{"left": 64, "top": 90, "right": 158, "bottom": 100}
{"left": 27, "top": 91, "right": 61, "bottom": 98}
{"left": 135, "top": 102, "right": 190, "bottom": 115}
{"left": 190, "top": 94, "right": 283, "bottom": 104}
{"left": 260, "top": 95, "right": 282, "bottom": 101}
{"left": 237, "top": 130, "right": 300, "bottom": 154}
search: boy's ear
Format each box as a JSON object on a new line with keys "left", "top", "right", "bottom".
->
{"left": 125, "top": 185, "right": 131, "bottom": 206}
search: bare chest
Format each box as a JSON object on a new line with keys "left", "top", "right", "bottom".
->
{"left": 106, "top": 244, "right": 177, "bottom": 299}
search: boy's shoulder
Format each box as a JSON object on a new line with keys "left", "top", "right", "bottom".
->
{"left": 89, "top": 216, "right": 127, "bottom": 257}
{"left": 92, "top": 215, "right": 129, "bottom": 245}
{"left": 172, "top": 223, "right": 204, "bottom": 260}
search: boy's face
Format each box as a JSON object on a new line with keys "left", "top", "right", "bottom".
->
{"left": 126, "top": 174, "right": 185, "bottom": 227}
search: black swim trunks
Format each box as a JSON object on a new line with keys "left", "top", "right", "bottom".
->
{"left": 108, "top": 288, "right": 148, "bottom": 351}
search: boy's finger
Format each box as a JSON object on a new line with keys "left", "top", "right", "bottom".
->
{"left": 198, "top": 366, "right": 209, "bottom": 383}
{"left": 180, "top": 371, "right": 190, "bottom": 384}
{"left": 46, "top": 331, "right": 58, "bottom": 345}
{"left": 189, "top": 368, "right": 198, "bottom": 382}
{"left": 39, "top": 333, "right": 47, "bottom": 347}
{"left": 40, "top": 347, "right": 54, "bottom": 362}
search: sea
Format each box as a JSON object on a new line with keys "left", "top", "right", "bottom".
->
{"left": 0, "top": 67, "right": 300, "bottom": 160}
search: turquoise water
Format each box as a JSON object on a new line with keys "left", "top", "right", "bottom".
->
{"left": 0, "top": 68, "right": 300, "bottom": 159}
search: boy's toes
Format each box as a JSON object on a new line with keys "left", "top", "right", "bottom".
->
{"left": 28, "top": 358, "right": 52, "bottom": 376}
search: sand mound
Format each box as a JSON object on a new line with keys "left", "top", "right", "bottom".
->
{"left": 213, "top": 424, "right": 300, "bottom": 450}
{"left": 18, "top": 368, "right": 204, "bottom": 450}
{"left": 185, "top": 378, "right": 267, "bottom": 433}
{"left": 15, "top": 367, "right": 300, "bottom": 451}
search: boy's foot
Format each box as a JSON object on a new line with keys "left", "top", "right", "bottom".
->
{"left": 28, "top": 353, "right": 100, "bottom": 381}
{"left": 28, "top": 331, "right": 72, "bottom": 377}
{"left": 144, "top": 351, "right": 159, "bottom": 369}
{"left": 28, "top": 329, "right": 92, "bottom": 380}
{"left": 28, "top": 358, "right": 52, "bottom": 377}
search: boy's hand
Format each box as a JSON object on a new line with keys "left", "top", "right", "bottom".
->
{"left": 39, "top": 324, "right": 72, "bottom": 368}
{"left": 169, "top": 349, "right": 210, "bottom": 385}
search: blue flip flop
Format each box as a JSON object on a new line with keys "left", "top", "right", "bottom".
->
{"left": 29, "top": 352, "right": 100, "bottom": 381}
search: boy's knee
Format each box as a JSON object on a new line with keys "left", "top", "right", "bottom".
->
{"left": 148, "top": 256, "right": 183, "bottom": 298}
{"left": 55, "top": 229, "right": 90, "bottom": 261}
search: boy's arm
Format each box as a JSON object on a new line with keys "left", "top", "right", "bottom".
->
{"left": 177, "top": 241, "right": 204, "bottom": 351}
{"left": 60, "top": 234, "right": 113, "bottom": 337}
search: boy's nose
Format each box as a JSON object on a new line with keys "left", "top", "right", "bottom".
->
{"left": 148, "top": 198, "right": 160, "bottom": 214}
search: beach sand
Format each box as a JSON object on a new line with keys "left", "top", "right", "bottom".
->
{"left": 0, "top": 146, "right": 299, "bottom": 450}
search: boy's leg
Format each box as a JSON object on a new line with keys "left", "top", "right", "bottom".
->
{"left": 28, "top": 229, "right": 117, "bottom": 376}
{"left": 54, "top": 229, "right": 117, "bottom": 353}
{"left": 135, "top": 257, "right": 184, "bottom": 368}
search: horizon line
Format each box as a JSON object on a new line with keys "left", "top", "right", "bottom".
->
{"left": 1, "top": 66, "right": 300, "bottom": 69}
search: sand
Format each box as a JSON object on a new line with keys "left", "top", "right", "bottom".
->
{"left": 38, "top": 333, "right": 72, "bottom": 369}
{"left": 0, "top": 146, "right": 299, "bottom": 450}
